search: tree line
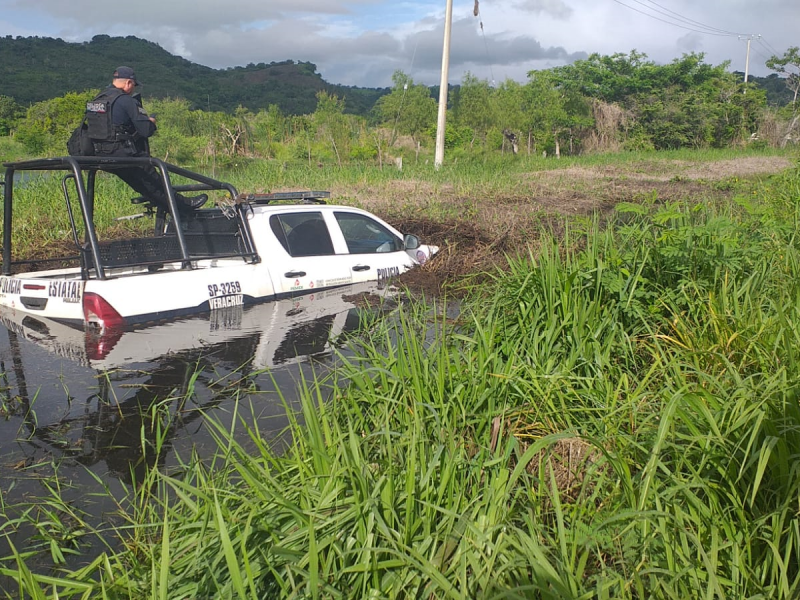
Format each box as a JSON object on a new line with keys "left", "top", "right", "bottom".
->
{"left": 2, "top": 49, "right": 798, "bottom": 166}
{"left": 0, "top": 35, "right": 387, "bottom": 115}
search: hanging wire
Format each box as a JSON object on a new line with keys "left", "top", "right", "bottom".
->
{"left": 609, "top": 0, "right": 742, "bottom": 37}
{"left": 758, "top": 38, "right": 784, "bottom": 58}
{"left": 636, "top": 0, "right": 747, "bottom": 36}
{"left": 757, "top": 38, "right": 780, "bottom": 57}
{"left": 473, "top": 0, "right": 496, "bottom": 86}
{"left": 750, "top": 46, "right": 774, "bottom": 65}
{"left": 758, "top": 37, "right": 794, "bottom": 69}
{"left": 470, "top": 0, "right": 504, "bottom": 141}
{"left": 389, "top": 38, "right": 420, "bottom": 143}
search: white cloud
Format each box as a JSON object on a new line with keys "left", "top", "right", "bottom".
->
{"left": 1, "top": 0, "right": 797, "bottom": 87}
{"left": 512, "top": 0, "right": 572, "bottom": 19}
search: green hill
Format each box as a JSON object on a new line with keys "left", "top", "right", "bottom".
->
{"left": 732, "top": 71, "right": 795, "bottom": 107}
{"left": 0, "top": 35, "right": 389, "bottom": 115}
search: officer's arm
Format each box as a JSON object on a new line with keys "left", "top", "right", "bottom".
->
{"left": 122, "top": 96, "right": 156, "bottom": 138}
{"left": 132, "top": 105, "right": 157, "bottom": 138}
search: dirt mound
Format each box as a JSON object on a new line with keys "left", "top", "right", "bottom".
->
{"left": 534, "top": 155, "right": 793, "bottom": 183}
{"left": 393, "top": 218, "right": 506, "bottom": 295}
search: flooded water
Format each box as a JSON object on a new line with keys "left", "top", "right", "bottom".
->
{"left": 0, "top": 282, "right": 400, "bottom": 567}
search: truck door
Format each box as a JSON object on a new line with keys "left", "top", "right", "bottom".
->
{"left": 332, "top": 211, "right": 416, "bottom": 284}
{"left": 267, "top": 211, "right": 354, "bottom": 296}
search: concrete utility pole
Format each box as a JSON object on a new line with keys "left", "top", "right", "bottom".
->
{"left": 434, "top": 0, "right": 454, "bottom": 170}
{"left": 740, "top": 34, "right": 761, "bottom": 91}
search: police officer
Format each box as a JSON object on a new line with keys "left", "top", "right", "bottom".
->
{"left": 87, "top": 66, "right": 207, "bottom": 214}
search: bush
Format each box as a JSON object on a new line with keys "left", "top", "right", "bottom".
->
{"left": 349, "top": 144, "right": 377, "bottom": 160}
{"left": 0, "top": 135, "right": 27, "bottom": 161}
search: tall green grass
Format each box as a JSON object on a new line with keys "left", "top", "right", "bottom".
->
{"left": 3, "top": 148, "right": 794, "bottom": 261}
{"left": 2, "top": 164, "right": 800, "bottom": 598}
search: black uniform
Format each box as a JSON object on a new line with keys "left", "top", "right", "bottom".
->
{"left": 86, "top": 86, "right": 202, "bottom": 214}
{"left": 87, "top": 86, "right": 155, "bottom": 157}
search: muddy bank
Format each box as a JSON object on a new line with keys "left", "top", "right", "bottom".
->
{"left": 381, "top": 155, "right": 795, "bottom": 295}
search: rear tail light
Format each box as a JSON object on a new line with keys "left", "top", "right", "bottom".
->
{"left": 85, "top": 326, "right": 124, "bottom": 360}
{"left": 83, "top": 292, "right": 126, "bottom": 330}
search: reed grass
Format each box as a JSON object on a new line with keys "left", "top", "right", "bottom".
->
{"left": 2, "top": 160, "right": 800, "bottom": 598}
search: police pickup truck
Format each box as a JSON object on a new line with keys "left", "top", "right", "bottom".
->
{"left": 0, "top": 156, "right": 437, "bottom": 331}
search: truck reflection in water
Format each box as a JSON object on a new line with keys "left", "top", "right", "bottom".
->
{"left": 0, "top": 282, "right": 398, "bottom": 486}
{"left": 26, "top": 355, "right": 229, "bottom": 485}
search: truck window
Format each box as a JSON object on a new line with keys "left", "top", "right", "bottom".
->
{"left": 270, "top": 212, "right": 334, "bottom": 257}
{"left": 334, "top": 212, "right": 401, "bottom": 254}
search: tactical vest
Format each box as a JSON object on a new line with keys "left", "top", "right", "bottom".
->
{"left": 85, "top": 87, "right": 132, "bottom": 142}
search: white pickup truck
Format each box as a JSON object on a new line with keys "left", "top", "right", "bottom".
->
{"left": 0, "top": 156, "right": 437, "bottom": 331}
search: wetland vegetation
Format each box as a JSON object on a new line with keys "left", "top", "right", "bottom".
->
{"left": 2, "top": 40, "right": 800, "bottom": 597}
{"left": 1, "top": 148, "right": 799, "bottom": 598}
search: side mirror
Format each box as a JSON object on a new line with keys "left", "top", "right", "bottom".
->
{"left": 403, "top": 234, "right": 420, "bottom": 250}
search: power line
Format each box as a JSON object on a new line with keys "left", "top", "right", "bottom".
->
{"left": 750, "top": 46, "right": 773, "bottom": 65}
{"left": 756, "top": 39, "right": 779, "bottom": 61}
{"left": 757, "top": 38, "right": 800, "bottom": 74}
{"left": 614, "top": 0, "right": 740, "bottom": 37}
{"left": 637, "top": 0, "right": 747, "bottom": 36}
{"left": 757, "top": 39, "right": 800, "bottom": 72}
{"left": 609, "top": 0, "right": 789, "bottom": 82}
{"left": 757, "top": 37, "right": 786, "bottom": 60}
{"left": 759, "top": 39, "right": 780, "bottom": 55}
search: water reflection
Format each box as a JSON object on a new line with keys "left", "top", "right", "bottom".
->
{"left": 0, "top": 282, "right": 398, "bottom": 490}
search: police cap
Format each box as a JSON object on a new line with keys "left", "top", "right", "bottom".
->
{"left": 112, "top": 66, "right": 139, "bottom": 84}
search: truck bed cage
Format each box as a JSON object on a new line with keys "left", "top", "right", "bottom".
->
{"left": 1, "top": 156, "right": 260, "bottom": 280}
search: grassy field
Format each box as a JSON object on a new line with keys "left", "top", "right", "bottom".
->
{"left": 1, "top": 149, "right": 800, "bottom": 597}
{"left": 1, "top": 147, "right": 794, "bottom": 281}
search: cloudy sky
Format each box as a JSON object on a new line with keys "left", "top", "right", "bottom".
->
{"left": 1, "top": 0, "right": 796, "bottom": 88}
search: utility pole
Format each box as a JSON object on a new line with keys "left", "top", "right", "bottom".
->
{"left": 434, "top": 0, "right": 454, "bottom": 170}
{"left": 740, "top": 34, "right": 761, "bottom": 92}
